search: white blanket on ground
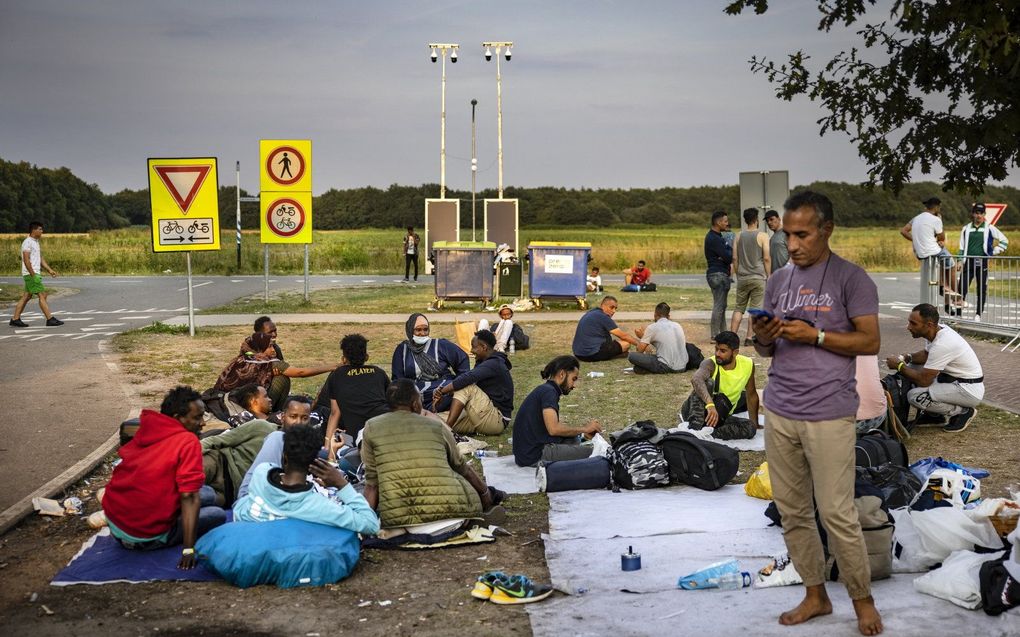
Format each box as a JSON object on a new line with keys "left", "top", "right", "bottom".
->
{"left": 672, "top": 411, "right": 766, "bottom": 451}
{"left": 479, "top": 455, "right": 539, "bottom": 494}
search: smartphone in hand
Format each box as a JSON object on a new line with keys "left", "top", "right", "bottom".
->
{"left": 747, "top": 308, "right": 775, "bottom": 321}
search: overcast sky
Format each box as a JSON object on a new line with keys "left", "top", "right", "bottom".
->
{"left": 2, "top": 0, "right": 1017, "bottom": 195}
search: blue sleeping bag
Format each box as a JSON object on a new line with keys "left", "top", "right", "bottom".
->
{"left": 196, "top": 519, "right": 360, "bottom": 588}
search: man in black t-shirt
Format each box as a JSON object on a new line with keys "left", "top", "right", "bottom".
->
{"left": 323, "top": 334, "right": 390, "bottom": 455}
{"left": 512, "top": 355, "right": 602, "bottom": 467}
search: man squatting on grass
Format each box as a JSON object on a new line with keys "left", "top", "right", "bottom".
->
{"left": 752, "top": 191, "right": 883, "bottom": 636}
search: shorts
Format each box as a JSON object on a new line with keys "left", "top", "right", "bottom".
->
{"left": 23, "top": 274, "right": 45, "bottom": 295}
{"left": 734, "top": 277, "right": 765, "bottom": 313}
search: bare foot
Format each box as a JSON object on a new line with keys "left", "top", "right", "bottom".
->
{"left": 778, "top": 587, "right": 833, "bottom": 626}
{"left": 852, "top": 596, "right": 883, "bottom": 636}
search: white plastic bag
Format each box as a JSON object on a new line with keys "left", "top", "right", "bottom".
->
{"left": 913, "top": 549, "right": 1006, "bottom": 609}
{"left": 589, "top": 433, "right": 611, "bottom": 458}
{"left": 891, "top": 506, "right": 1003, "bottom": 573}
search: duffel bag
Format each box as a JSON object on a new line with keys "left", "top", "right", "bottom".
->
{"left": 537, "top": 456, "right": 611, "bottom": 493}
{"left": 855, "top": 429, "right": 907, "bottom": 468}
{"left": 659, "top": 432, "right": 738, "bottom": 491}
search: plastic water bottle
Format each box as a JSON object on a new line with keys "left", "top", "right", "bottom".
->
{"left": 678, "top": 558, "right": 740, "bottom": 590}
{"left": 508, "top": 337, "right": 515, "bottom": 354}
{"left": 717, "top": 571, "right": 752, "bottom": 590}
{"left": 474, "top": 450, "right": 497, "bottom": 458}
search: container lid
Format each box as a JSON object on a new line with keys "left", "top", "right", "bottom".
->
{"left": 528, "top": 241, "right": 593, "bottom": 248}
{"left": 432, "top": 241, "right": 497, "bottom": 249}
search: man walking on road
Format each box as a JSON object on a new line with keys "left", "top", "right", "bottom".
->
{"left": 958, "top": 203, "right": 1009, "bottom": 322}
{"left": 704, "top": 210, "right": 733, "bottom": 340}
{"left": 764, "top": 209, "right": 789, "bottom": 272}
{"left": 10, "top": 221, "right": 63, "bottom": 327}
{"left": 752, "top": 191, "right": 883, "bottom": 636}
{"left": 731, "top": 208, "right": 771, "bottom": 346}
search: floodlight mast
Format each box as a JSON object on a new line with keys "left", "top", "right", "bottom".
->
{"left": 482, "top": 41, "right": 513, "bottom": 198}
{"left": 428, "top": 43, "right": 460, "bottom": 198}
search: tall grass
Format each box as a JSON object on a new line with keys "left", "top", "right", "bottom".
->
{"left": 2, "top": 226, "right": 1012, "bottom": 275}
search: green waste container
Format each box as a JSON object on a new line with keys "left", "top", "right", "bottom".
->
{"left": 432, "top": 241, "right": 496, "bottom": 308}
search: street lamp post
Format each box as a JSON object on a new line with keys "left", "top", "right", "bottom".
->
{"left": 483, "top": 41, "right": 513, "bottom": 198}
{"left": 428, "top": 43, "right": 459, "bottom": 199}
{"left": 471, "top": 98, "right": 478, "bottom": 241}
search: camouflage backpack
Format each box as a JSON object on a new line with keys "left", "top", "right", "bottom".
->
{"left": 610, "top": 440, "right": 671, "bottom": 490}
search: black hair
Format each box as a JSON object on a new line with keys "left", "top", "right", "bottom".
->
{"left": 654, "top": 302, "right": 671, "bottom": 317}
{"left": 284, "top": 394, "right": 313, "bottom": 409}
{"left": 714, "top": 330, "right": 740, "bottom": 350}
{"left": 601, "top": 295, "right": 618, "bottom": 306}
{"left": 763, "top": 209, "right": 779, "bottom": 220}
{"left": 710, "top": 210, "right": 728, "bottom": 226}
{"left": 231, "top": 383, "right": 263, "bottom": 411}
{"left": 783, "top": 191, "right": 834, "bottom": 227}
{"left": 637, "top": 260, "right": 646, "bottom": 266}
{"left": 473, "top": 329, "right": 496, "bottom": 349}
{"left": 282, "top": 425, "right": 322, "bottom": 472}
{"left": 386, "top": 379, "right": 420, "bottom": 409}
{"left": 591, "top": 266, "right": 600, "bottom": 272}
{"left": 541, "top": 355, "right": 580, "bottom": 380}
{"left": 340, "top": 333, "right": 369, "bottom": 367}
{"left": 160, "top": 385, "right": 202, "bottom": 419}
{"left": 912, "top": 303, "right": 940, "bottom": 324}
{"left": 254, "top": 316, "right": 274, "bottom": 332}
{"left": 407, "top": 226, "right": 415, "bottom": 232}
{"left": 743, "top": 208, "right": 759, "bottom": 225}
{"left": 28, "top": 221, "right": 44, "bottom": 232}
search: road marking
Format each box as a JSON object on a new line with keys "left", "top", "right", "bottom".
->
{"left": 230, "top": 279, "right": 242, "bottom": 283}
{"left": 361, "top": 279, "right": 377, "bottom": 283}
{"left": 121, "top": 316, "right": 152, "bottom": 320}
{"left": 884, "top": 277, "right": 898, "bottom": 280}
{"left": 111, "top": 280, "right": 143, "bottom": 284}
{"left": 176, "top": 281, "right": 213, "bottom": 292}
{"left": 28, "top": 334, "right": 53, "bottom": 341}
{"left": 88, "top": 323, "right": 126, "bottom": 328}
{"left": 80, "top": 327, "right": 118, "bottom": 331}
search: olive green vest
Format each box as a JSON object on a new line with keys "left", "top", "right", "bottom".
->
{"left": 363, "top": 411, "right": 481, "bottom": 528}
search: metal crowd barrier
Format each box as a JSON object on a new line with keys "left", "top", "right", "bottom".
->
{"left": 920, "top": 254, "right": 1020, "bottom": 348}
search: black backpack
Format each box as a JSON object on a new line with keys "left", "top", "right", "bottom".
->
{"left": 684, "top": 343, "right": 705, "bottom": 371}
{"left": 855, "top": 430, "right": 908, "bottom": 468}
{"left": 610, "top": 440, "right": 671, "bottom": 490}
{"left": 659, "top": 432, "right": 739, "bottom": 491}
{"left": 855, "top": 463, "right": 922, "bottom": 509}
{"left": 881, "top": 373, "right": 915, "bottom": 435}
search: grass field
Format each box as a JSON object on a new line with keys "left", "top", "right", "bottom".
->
{"left": 6, "top": 225, "right": 1008, "bottom": 276}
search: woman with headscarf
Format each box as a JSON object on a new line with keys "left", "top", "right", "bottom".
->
{"left": 214, "top": 332, "right": 336, "bottom": 412}
{"left": 391, "top": 313, "right": 470, "bottom": 412}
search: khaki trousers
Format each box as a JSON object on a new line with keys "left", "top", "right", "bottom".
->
{"left": 449, "top": 384, "right": 506, "bottom": 436}
{"left": 764, "top": 407, "right": 871, "bottom": 599}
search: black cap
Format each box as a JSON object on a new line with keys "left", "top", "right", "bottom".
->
{"left": 922, "top": 197, "right": 941, "bottom": 207}
{"left": 972, "top": 203, "right": 986, "bottom": 213}
{"left": 763, "top": 209, "right": 780, "bottom": 220}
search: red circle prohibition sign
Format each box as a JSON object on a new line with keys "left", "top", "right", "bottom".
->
{"left": 266, "top": 146, "right": 306, "bottom": 186}
{"left": 266, "top": 198, "right": 306, "bottom": 237}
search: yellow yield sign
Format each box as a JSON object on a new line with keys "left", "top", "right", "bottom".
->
{"left": 261, "top": 139, "right": 312, "bottom": 192}
{"left": 147, "top": 157, "right": 221, "bottom": 253}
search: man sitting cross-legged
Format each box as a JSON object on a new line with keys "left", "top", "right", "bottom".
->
{"left": 571, "top": 296, "right": 640, "bottom": 362}
{"left": 512, "top": 355, "right": 603, "bottom": 467}
{"left": 233, "top": 424, "right": 380, "bottom": 535}
{"left": 361, "top": 379, "right": 507, "bottom": 529}
{"left": 679, "top": 330, "right": 759, "bottom": 440}
{"left": 200, "top": 383, "right": 277, "bottom": 507}
{"left": 433, "top": 330, "right": 514, "bottom": 436}
{"left": 630, "top": 302, "right": 689, "bottom": 374}
{"left": 103, "top": 386, "right": 227, "bottom": 569}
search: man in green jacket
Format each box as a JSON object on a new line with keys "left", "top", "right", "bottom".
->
{"left": 361, "top": 379, "right": 505, "bottom": 529}
{"left": 201, "top": 384, "right": 276, "bottom": 506}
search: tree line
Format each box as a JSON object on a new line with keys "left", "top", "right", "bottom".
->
{"left": 2, "top": 157, "right": 1018, "bottom": 234}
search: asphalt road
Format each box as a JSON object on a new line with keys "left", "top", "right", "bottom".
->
{"left": 0, "top": 271, "right": 928, "bottom": 512}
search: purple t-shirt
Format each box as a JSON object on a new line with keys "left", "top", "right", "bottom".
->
{"left": 762, "top": 252, "right": 878, "bottom": 421}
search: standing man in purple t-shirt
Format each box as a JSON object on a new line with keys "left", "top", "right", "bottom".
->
{"left": 751, "top": 191, "right": 883, "bottom": 637}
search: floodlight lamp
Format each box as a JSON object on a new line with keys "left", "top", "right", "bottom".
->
{"left": 451, "top": 49, "right": 458, "bottom": 62}
{"left": 430, "top": 48, "right": 438, "bottom": 62}
{"left": 485, "top": 47, "right": 492, "bottom": 61}
{"left": 505, "top": 47, "right": 511, "bottom": 61}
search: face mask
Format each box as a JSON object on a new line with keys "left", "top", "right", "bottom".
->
{"left": 412, "top": 335, "right": 429, "bottom": 345}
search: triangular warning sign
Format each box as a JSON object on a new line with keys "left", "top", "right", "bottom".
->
{"left": 153, "top": 165, "right": 211, "bottom": 215}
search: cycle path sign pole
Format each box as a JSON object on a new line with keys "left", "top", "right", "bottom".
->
{"left": 147, "top": 157, "right": 221, "bottom": 337}
{"left": 259, "top": 139, "right": 313, "bottom": 305}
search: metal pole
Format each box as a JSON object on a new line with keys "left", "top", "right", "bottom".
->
{"left": 495, "top": 50, "right": 504, "bottom": 199}
{"left": 471, "top": 98, "right": 478, "bottom": 241}
{"left": 186, "top": 252, "right": 195, "bottom": 337}
{"left": 304, "top": 244, "right": 310, "bottom": 302}
{"left": 235, "top": 161, "right": 242, "bottom": 269}
{"left": 263, "top": 244, "right": 269, "bottom": 303}
{"left": 440, "top": 50, "right": 447, "bottom": 199}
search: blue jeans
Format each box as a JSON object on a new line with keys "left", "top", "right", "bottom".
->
{"left": 706, "top": 272, "right": 731, "bottom": 340}
{"left": 117, "top": 485, "right": 227, "bottom": 550}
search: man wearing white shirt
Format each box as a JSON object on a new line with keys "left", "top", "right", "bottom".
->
{"left": 10, "top": 221, "right": 63, "bottom": 327}
{"left": 630, "top": 302, "right": 689, "bottom": 373}
{"left": 900, "top": 198, "right": 945, "bottom": 301}
{"left": 885, "top": 303, "right": 983, "bottom": 433}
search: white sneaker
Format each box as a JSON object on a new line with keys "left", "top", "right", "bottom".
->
{"left": 974, "top": 314, "right": 982, "bottom": 322}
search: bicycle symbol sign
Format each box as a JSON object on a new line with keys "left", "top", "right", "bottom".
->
{"left": 156, "top": 217, "right": 215, "bottom": 246}
{"left": 266, "top": 198, "right": 306, "bottom": 237}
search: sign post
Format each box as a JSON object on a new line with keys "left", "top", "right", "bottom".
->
{"left": 148, "top": 157, "right": 221, "bottom": 337}
{"left": 259, "top": 139, "right": 313, "bottom": 302}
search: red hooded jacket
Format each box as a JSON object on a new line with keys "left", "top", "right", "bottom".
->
{"left": 103, "top": 409, "right": 205, "bottom": 539}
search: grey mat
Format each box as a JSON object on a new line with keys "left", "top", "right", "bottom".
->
{"left": 479, "top": 455, "right": 538, "bottom": 494}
